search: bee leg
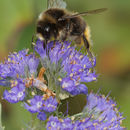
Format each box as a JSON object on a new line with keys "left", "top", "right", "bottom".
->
{"left": 43, "top": 40, "right": 46, "bottom": 50}
{"left": 43, "top": 40, "right": 49, "bottom": 57}
{"left": 31, "top": 35, "right": 36, "bottom": 53}
{"left": 82, "top": 35, "right": 94, "bottom": 68}
{"left": 53, "top": 40, "right": 57, "bottom": 48}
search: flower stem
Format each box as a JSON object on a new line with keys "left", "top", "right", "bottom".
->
{"left": 0, "top": 104, "right": 5, "bottom": 130}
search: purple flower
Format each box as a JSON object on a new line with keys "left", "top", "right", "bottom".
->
{"left": 35, "top": 40, "right": 71, "bottom": 63}
{"left": 47, "top": 116, "right": 74, "bottom": 130}
{"left": 0, "top": 79, "right": 9, "bottom": 86}
{"left": 24, "top": 95, "right": 58, "bottom": 114}
{"left": 42, "top": 96, "right": 58, "bottom": 112}
{"left": 26, "top": 54, "right": 39, "bottom": 75}
{"left": 61, "top": 78, "right": 88, "bottom": 95}
{"left": 74, "top": 118, "right": 98, "bottom": 130}
{"left": 37, "top": 112, "right": 46, "bottom": 121}
{"left": 3, "top": 81, "right": 26, "bottom": 103}
{"left": 35, "top": 40, "right": 97, "bottom": 96}
{"left": 0, "top": 50, "right": 40, "bottom": 105}
{"left": 0, "top": 50, "right": 28, "bottom": 78}
{"left": 0, "top": 63, "right": 13, "bottom": 78}
{"left": 46, "top": 93, "right": 125, "bottom": 130}
{"left": 0, "top": 49, "right": 39, "bottom": 79}
{"left": 61, "top": 118, "right": 74, "bottom": 130}
{"left": 46, "top": 116, "right": 61, "bottom": 130}
{"left": 82, "top": 93, "right": 125, "bottom": 129}
{"left": 75, "top": 93, "right": 125, "bottom": 129}
{"left": 24, "top": 95, "right": 44, "bottom": 113}
{"left": 0, "top": 39, "right": 125, "bottom": 129}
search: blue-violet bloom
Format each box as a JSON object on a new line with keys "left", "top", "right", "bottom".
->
{"left": 35, "top": 40, "right": 97, "bottom": 96}
{"left": 3, "top": 80, "right": 26, "bottom": 103}
{"left": 46, "top": 92, "right": 125, "bottom": 130}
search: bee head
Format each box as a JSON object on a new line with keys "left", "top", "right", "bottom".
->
{"left": 37, "top": 21, "right": 58, "bottom": 41}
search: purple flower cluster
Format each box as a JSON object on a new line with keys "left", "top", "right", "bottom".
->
{"left": 47, "top": 116, "right": 74, "bottom": 130}
{"left": 24, "top": 96, "right": 58, "bottom": 113}
{"left": 0, "top": 50, "right": 39, "bottom": 103}
{"left": 0, "top": 49, "right": 39, "bottom": 79}
{"left": 3, "top": 80, "right": 26, "bottom": 103}
{"left": 24, "top": 95, "right": 58, "bottom": 120}
{"left": 0, "top": 48, "right": 58, "bottom": 120}
{"left": 35, "top": 40, "right": 97, "bottom": 96}
{"left": 0, "top": 39, "right": 125, "bottom": 129}
{"left": 46, "top": 93, "right": 125, "bottom": 130}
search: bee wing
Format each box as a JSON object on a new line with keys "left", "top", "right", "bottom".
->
{"left": 59, "top": 8, "right": 107, "bottom": 20}
{"left": 47, "top": 0, "right": 67, "bottom": 9}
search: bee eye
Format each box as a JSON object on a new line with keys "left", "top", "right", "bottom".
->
{"left": 45, "top": 26, "right": 50, "bottom": 32}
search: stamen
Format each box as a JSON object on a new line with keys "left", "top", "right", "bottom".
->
{"left": 38, "top": 67, "right": 46, "bottom": 79}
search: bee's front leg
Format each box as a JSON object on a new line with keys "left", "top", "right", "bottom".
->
{"left": 82, "top": 34, "right": 94, "bottom": 69}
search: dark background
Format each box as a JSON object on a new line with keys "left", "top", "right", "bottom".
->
{"left": 0, "top": 0, "right": 130, "bottom": 129}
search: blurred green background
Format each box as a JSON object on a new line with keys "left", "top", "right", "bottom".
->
{"left": 0, "top": 0, "right": 130, "bottom": 129}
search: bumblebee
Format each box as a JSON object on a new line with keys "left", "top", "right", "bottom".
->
{"left": 36, "top": 0, "right": 107, "bottom": 57}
